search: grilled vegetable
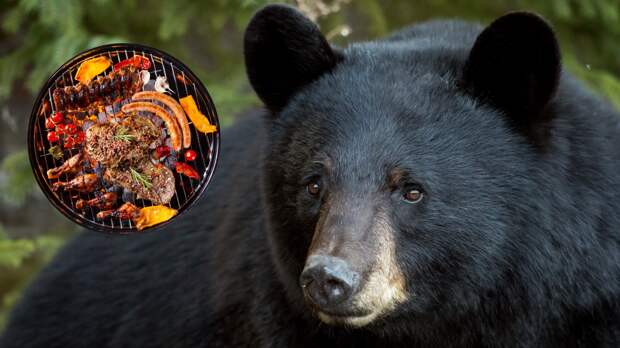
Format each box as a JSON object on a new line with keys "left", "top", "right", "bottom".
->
{"left": 75, "top": 56, "right": 112, "bottom": 84}
{"left": 113, "top": 55, "right": 151, "bottom": 71}
{"left": 51, "top": 112, "right": 64, "bottom": 123}
{"left": 63, "top": 137, "right": 75, "bottom": 149}
{"left": 155, "top": 145, "right": 170, "bottom": 159}
{"left": 175, "top": 162, "right": 199, "bottom": 180}
{"left": 45, "top": 117, "right": 56, "bottom": 129}
{"left": 134, "top": 205, "right": 177, "bottom": 230}
{"left": 179, "top": 95, "right": 217, "bottom": 134}
{"left": 154, "top": 76, "right": 174, "bottom": 94}
{"left": 47, "top": 131, "right": 59, "bottom": 143}
{"left": 184, "top": 149, "right": 197, "bottom": 161}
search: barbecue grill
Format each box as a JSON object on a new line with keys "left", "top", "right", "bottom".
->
{"left": 28, "top": 44, "right": 220, "bottom": 234}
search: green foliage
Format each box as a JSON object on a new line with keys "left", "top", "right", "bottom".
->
{"left": 0, "top": 226, "right": 65, "bottom": 331}
{"left": 0, "top": 0, "right": 269, "bottom": 117}
{"left": 0, "top": 227, "right": 35, "bottom": 269}
{"left": 0, "top": 150, "right": 36, "bottom": 207}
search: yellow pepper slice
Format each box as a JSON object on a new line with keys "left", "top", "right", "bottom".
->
{"left": 134, "top": 205, "right": 178, "bottom": 231}
{"left": 179, "top": 95, "right": 217, "bottom": 134}
{"left": 75, "top": 56, "right": 112, "bottom": 84}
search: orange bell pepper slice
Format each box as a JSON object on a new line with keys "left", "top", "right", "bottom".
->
{"left": 75, "top": 56, "right": 112, "bottom": 84}
{"left": 134, "top": 205, "right": 178, "bottom": 230}
{"left": 179, "top": 95, "right": 217, "bottom": 134}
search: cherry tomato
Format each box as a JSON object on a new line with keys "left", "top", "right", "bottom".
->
{"left": 51, "top": 112, "right": 64, "bottom": 124}
{"left": 155, "top": 145, "right": 170, "bottom": 159}
{"left": 47, "top": 131, "right": 59, "bottom": 143}
{"left": 63, "top": 137, "right": 74, "bottom": 149}
{"left": 45, "top": 117, "right": 55, "bottom": 129}
{"left": 66, "top": 123, "right": 78, "bottom": 135}
{"left": 55, "top": 123, "right": 66, "bottom": 135}
{"left": 184, "top": 149, "right": 197, "bottom": 162}
{"left": 76, "top": 131, "right": 85, "bottom": 144}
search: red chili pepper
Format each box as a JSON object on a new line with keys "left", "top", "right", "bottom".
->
{"left": 155, "top": 145, "right": 170, "bottom": 159}
{"left": 175, "top": 162, "right": 199, "bottom": 180}
{"left": 184, "top": 149, "right": 197, "bottom": 162}
{"left": 136, "top": 55, "right": 151, "bottom": 69}
{"left": 113, "top": 55, "right": 151, "bottom": 71}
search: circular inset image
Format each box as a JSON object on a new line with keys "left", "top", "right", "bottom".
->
{"left": 28, "top": 44, "right": 220, "bottom": 234}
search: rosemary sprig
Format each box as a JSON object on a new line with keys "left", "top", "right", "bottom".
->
{"left": 48, "top": 145, "right": 64, "bottom": 160}
{"left": 113, "top": 126, "right": 136, "bottom": 142}
{"left": 130, "top": 167, "right": 152, "bottom": 189}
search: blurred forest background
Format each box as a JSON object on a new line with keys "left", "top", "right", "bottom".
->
{"left": 1, "top": 0, "right": 619, "bottom": 331}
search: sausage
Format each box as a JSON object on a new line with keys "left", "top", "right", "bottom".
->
{"left": 131, "top": 91, "right": 192, "bottom": 148}
{"left": 121, "top": 101, "right": 182, "bottom": 151}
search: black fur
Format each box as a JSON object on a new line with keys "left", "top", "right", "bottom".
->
{"left": 463, "top": 12, "right": 561, "bottom": 143}
{"left": 244, "top": 5, "right": 343, "bottom": 113}
{"left": 2, "top": 4, "right": 619, "bottom": 347}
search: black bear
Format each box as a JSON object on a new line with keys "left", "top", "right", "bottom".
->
{"left": 2, "top": 4, "right": 620, "bottom": 347}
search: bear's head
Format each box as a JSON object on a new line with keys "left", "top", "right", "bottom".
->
{"left": 244, "top": 4, "right": 561, "bottom": 330}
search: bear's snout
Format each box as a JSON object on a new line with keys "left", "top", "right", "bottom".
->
{"left": 300, "top": 255, "right": 360, "bottom": 311}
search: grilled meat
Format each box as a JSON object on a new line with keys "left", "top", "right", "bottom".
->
{"left": 131, "top": 91, "right": 192, "bottom": 149}
{"left": 103, "top": 161, "right": 175, "bottom": 205}
{"left": 52, "top": 66, "right": 142, "bottom": 112}
{"left": 76, "top": 192, "right": 118, "bottom": 210}
{"left": 85, "top": 116, "right": 162, "bottom": 168}
{"left": 121, "top": 101, "right": 183, "bottom": 151}
{"left": 96, "top": 202, "right": 141, "bottom": 221}
{"left": 52, "top": 173, "right": 99, "bottom": 193}
{"left": 47, "top": 152, "right": 83, "bottom": 179}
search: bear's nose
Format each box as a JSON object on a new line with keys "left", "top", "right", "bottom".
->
{"left": 300, "top": 255, "right": 359, "bottom": 310}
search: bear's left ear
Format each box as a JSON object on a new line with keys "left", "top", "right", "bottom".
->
{"left": 244, "top": 4, "right": 343, "bottom": 113}
{"left": 463, "top": 12, "right": 561, "bottom": 127}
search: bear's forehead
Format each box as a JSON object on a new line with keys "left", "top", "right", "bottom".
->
{"left": 276, "top": 42, "right": 522, "bottom": 182}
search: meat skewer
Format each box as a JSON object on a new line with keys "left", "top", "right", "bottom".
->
{"left": 52, "top": 66, "right": 143, "bottom": 112}
{"left": 52, "top": 173, "right": 99, "bottom": 193}
{"left": 47, "top": 152, "right": 83, "bottom": 179}
{"left": 76, "top": 192, "right": 118, "bottom": 210}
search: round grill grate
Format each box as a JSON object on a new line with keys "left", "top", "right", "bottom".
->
{"left": 28, "top": 44, "right": 220, "bottom": 234}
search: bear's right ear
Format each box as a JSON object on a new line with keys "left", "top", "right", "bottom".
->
{"left": 244, "top": 4, "right": 343, "bottom": 113}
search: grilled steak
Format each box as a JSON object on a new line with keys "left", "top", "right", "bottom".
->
{"left": 85, "top": 115, "right": 162, "bottom": 168}
{"left": 103, "top": 161, "right": 175, "bottom": 205}
{"left": 86, "top": 115, "right": 174, "bottom": 204}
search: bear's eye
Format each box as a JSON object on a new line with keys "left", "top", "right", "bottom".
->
{"left": 402, "top": 188, "right": 423, "bottom": 204}
{"left": 307, "top": 181, "right": 321, "bottom": 196}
